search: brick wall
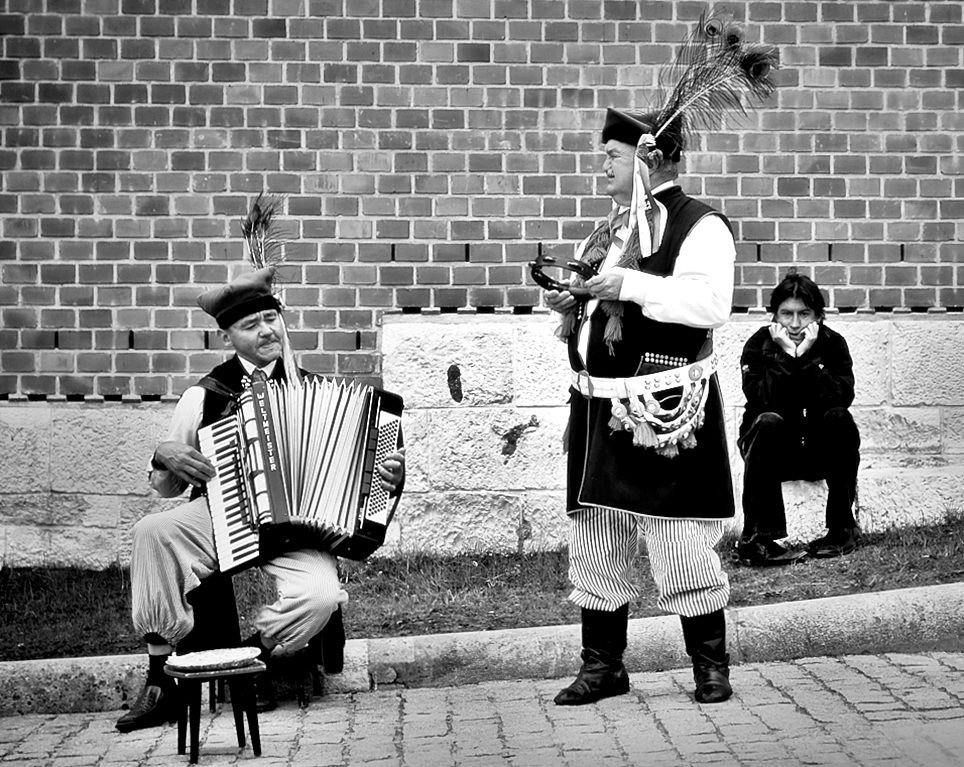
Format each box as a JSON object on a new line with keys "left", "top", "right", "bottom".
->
{"left": 2, "top": 0, "right": 963, "bottom": 399}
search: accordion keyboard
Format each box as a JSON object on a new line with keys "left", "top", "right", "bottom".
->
{"left": 198, "top": 415, "right": 260, "bottom": 573}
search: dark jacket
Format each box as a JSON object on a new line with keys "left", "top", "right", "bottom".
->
{"left": 739, "top": 322, "right": 855, "bottom": 447}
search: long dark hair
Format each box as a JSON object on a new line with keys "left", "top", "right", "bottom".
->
{"left": 768, "top": 272, "right": 826, "bottom": 319}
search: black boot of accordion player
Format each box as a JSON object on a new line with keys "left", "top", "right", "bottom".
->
{"left": 242, "top": 632, "right": 278, "bottom": 713}
{"left": 554, "top": 605, "right": 630, "bottom": 706}
{"left": 115, "top": 648, "right": 180, "bottom": 733}
{"left": 680, "top": 609, "right": 732, "bottom": 704}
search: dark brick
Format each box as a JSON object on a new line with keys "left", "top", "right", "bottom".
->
{"left": 136, "top": 196, "right": 170, "bottom": 216}
{"left": 1, "top": 83, "right": 35, "bottom": 103}
{"left": 253, "top": 18, "right": 286, "bottom": 37}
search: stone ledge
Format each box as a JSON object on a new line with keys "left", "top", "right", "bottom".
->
{"left": 1, "top": 582, "right": 962, "bottom": 716}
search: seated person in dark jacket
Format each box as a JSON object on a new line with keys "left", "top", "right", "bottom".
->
{"left": 737, "top": 272, "right": 861, "bottom": 566}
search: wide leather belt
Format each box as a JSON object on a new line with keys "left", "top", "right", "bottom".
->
{"left": 570, "top": 354, "right": 718, "bottom": 400}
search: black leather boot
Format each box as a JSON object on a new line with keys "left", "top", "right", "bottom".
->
{"left": 680, "top": 609, "right": 732, "bottom": 704}
{"left": 554, "top": 605, "right": 630, "bottom": 706}
{"left": 115, "top": 654, "right": 179, "bottom": 733}
{"left": 243, "top": 632, "right": 278, "bottom": 712}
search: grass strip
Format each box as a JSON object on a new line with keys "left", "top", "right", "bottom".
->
{"left": 2, "top": 515, "right": 962, "bottom": 662}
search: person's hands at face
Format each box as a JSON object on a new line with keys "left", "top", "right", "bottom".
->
{"left": 794, "top": 321, "right": 819, "bottom": 357}
{"left": 585, "top": 271, "right": 624, "bottom": 301}
{"left": 768, "top": 322, "right": 798, "bottom": 357}
{"left": 153, "top": 441, "right": 215, "bottom": 488}
{"left": 544, "top": 288, "right": 578, "bottom": 314}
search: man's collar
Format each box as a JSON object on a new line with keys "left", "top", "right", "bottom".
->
{"left": 237, "top": 356, "right": 278, "bottom": 378}
{"left": 651, "top": 180, "right": 679, "bottom": 195}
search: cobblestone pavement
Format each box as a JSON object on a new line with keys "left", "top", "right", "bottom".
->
{"left": 1, "top": 653, "right": 962, "bottom": 767}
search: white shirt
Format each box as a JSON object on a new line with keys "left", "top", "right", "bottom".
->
{"left": 148, "top": 357, "right": 278, "bottom": 497}
{"left": 576, "top": 181, "right": 736, "bottom": 364}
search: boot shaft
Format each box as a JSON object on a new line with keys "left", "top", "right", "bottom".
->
{"left": 581, "top": 604, "right": 629, "bottom": 658}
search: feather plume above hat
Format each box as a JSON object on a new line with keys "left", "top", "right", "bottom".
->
{"left": 236, "top": 193, "right": 301, "bottom": 383}
{"left": 240, "top": 192, "right": 287, "bottom": 271}
{"left": 653, "top": 9, "right": 779, "bottom": 146}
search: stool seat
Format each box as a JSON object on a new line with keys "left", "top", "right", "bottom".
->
{"left": 165, "top": 659, "right": 266, "bottom": 764}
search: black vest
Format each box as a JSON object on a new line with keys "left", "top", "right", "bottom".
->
{"left": 568, "top": 186, "right": 731, "bottom": 377}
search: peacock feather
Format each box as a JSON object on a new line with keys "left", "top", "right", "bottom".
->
{"left": 654, "top": 9, "right": 779, "bottom": 143}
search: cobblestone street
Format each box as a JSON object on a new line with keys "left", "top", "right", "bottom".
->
{"left": 1, "top": 652, "right": 961, "bottom": 767}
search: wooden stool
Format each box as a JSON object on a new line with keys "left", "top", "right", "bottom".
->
{"left": 165, "top": 660, "right": 266, "bottom": 764}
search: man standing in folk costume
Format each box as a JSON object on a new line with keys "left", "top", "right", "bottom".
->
{"left": 535, "top": 13, "right": 778, "bottom": 705}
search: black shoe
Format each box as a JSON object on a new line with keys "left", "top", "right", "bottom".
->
{"left": 115, "top": 681, "right": 179, "bottom": 733}
{"left": 737, "top": 536, "right": 807, "bottom": 567}
{"left": 693, "top": 656, "right": 732, "bottom": 703}
{"left": 553, "top": 649, "right": 630, "bottom": 706}
{"left": 809, "top": 527, "right": 859, "bottom": 558}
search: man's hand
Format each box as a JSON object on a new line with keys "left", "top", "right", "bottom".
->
{"left": 544, "top": 289, "right": 577, "bottom": 314}
{"left": 585, "top": 272, "right": 624, "bottom": 301}
{"left": 795, "top": 322, "right": 819, "bottom": 357}
{"left": 377, "top": 448, "right": 406, "bottom": 494}
{"left": 768, "top": 323, "right": 798, "bottom": 358}
{"left": 152, "top": 441, "right": 216, "bottom": 488}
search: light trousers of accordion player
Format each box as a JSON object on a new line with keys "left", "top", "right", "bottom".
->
{"left": 567, "top": 506, "right": 730, "bottom": 618}
{"left": 130, "top": 497, "right": 347, "bottom": 656}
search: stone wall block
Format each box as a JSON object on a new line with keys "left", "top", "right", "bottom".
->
{"left": 842, "top": 320, "right": 891, "bottom": 406}
{"left": 383, "top": 320, "right": 515, "bottom": 408}
{"left": 50, "top": 406, "right": 158, "bottom": 495}
{"left": 426, "top": 407, "right": 567, "bottom": 491}
{"left": 512, "top": 318, "right": 571, "bottom": 407}
{"left": 856, "top": 471, "right": 964, "bottom": 530}
{"left": 1, "top": 525, "right": 47, "bottom": 567}
{"left": 712, "top": 319, "right": 758, "bottom": 407}
{"left": 395, "top": 409, "right": 432, "bottom": 494}
{"left": 892, "top": 321, "right": 964, "bottom": 406}
{"left": 517, "top": 490, "right": 569, "bottom": 552}
{"left": 782, "top": 480, "right": 831, "bottom": 543}
{"left": 0, "top": 493, "right": 121, "bottom": 528}
{"left": 943, "top": 409, "right": 964, "bottom": 454}
{"left": 394, "top": 492, "right": 523, "bottom": 555}
{"left": 43, "top": 525, "right": 125, "bottom": 569}
{"left": 854, "top": 407, "right": 941, "bottom": 453}
{"left": 0, "top": 405, "right": 52, "bottom": 493}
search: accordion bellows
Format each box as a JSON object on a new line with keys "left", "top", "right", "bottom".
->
{"left": 199, "top": 375, "right": 404, "bottom": 573}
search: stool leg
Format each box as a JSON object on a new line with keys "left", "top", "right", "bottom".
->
{"left": 189, "top": 680, "right": 202, "bottom": 765}
{"left": 227, "top": 680, "right": 246, "bottom": 749}
{"left": 176, "top": 680, "right": 187, "bottom": 756}
{"left": 244, "top": 678, "right": 262, "bottom": 757}
{"left": 208, "top": 680, "right": 216, "bottom": 713}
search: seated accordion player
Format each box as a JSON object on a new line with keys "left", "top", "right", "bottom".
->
{"left": 199, "top": 373, "right": 404, "bottom": 574}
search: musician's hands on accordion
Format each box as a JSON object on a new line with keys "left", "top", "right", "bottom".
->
{"left": 376, "top": 447, "right": 405, "bottom": 495}
{"left": 198, "top": 375, "right": 405, "bottom": 573}
{"left": 151, "top": 440, "right": 216, "bottom": 488}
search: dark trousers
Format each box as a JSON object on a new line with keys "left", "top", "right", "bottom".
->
{"left": 739, "top": 408, "right": 860, "bottom": 541}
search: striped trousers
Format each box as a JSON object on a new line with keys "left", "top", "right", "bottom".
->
{"left": 130, "top": 497, "right": 347, "bottom": 656}
{"left": 568, "top": 506, "right": 730, "bottom": 618}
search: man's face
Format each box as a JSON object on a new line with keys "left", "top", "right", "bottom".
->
{"left": 774, "top": 297, "right": 818, "bottom": 345}
{"left": 602, "top": 140, "right": 636, "bottom": 206}
{"left": 220, "top": 309, "right": 283, "bottom": 368}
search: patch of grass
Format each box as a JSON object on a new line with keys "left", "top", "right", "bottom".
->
{"left": 3, "top": 515, "right": 963, "bottom": 662}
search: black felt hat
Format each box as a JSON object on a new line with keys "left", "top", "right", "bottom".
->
{"left": 197, "top": 267, "right": 281, "bottom": 330}
{"left": 601, "top": 108, "right": 684, "bottom": 162}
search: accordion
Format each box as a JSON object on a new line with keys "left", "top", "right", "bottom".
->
{"left": 198, "top": 374, "right": 404, "bottom": 574}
